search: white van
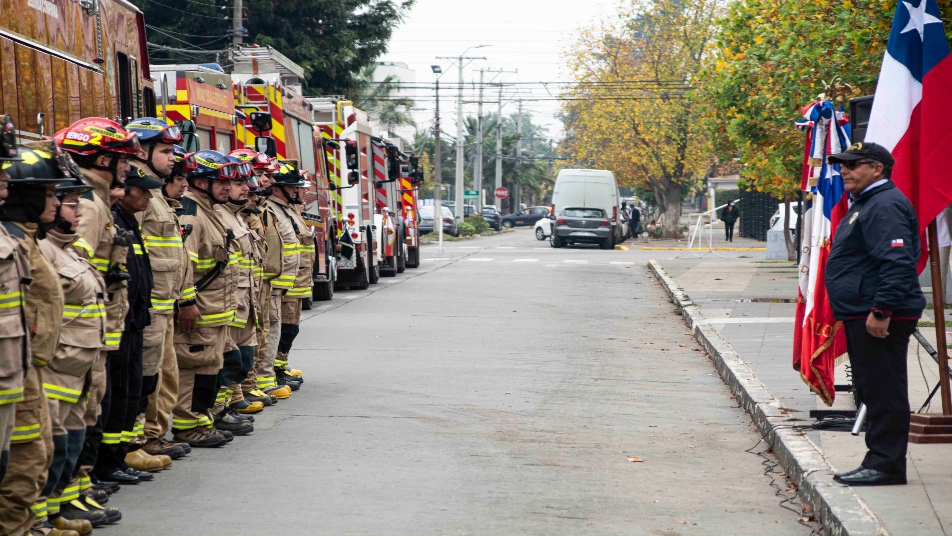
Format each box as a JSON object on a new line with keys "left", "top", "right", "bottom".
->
{"left": 551, "top": 169, "right": 624, "bottom": 246}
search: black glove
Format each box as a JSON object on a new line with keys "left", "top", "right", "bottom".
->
{"left": 112, "top": 228, "right": 135, "bottom": 248}
{"left": 105, "top": 263, "right": 131, "bottom": 285}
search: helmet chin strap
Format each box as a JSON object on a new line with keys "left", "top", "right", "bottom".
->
{"left": 229, "top": 198, "right": 248, "bottom": 206}
{"left": 138, "top": 143, "right": 166, "bottom": 179}
{"left": 90, "top": 154, "right": 124, "bottom": 188}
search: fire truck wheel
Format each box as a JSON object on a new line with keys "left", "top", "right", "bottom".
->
{"left": 406, "top": 247, "right": 420, "bottom": 269}
{"left": 397, "top": 239, "right": 407, "bottom": 274}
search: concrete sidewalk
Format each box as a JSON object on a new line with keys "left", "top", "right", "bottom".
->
{"left": 651, "top": 256, "right": 951, "bottom": 536}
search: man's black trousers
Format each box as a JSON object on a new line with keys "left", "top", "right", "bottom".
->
{"left": 844, "top": 318, "right": 916, "bottom": 477}
{"left": 725, "top": 222, "right": 735, "bottom": 241}
{"left": 94, "top": 329, "right": 143, "bottom": 477}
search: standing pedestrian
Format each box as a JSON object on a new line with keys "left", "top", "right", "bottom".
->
{"left": 630, "top": 205, "right": 641, "bottom": 239}
{"left": 720, "top": 201, "right": 739, "bottom": 242}
{"left": 825, "top": 142, "right": 925, "bottom": 486}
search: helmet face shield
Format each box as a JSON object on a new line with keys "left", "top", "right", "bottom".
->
{"left": 177, "top": 152, "right": 198, "bottom": 173}
{"left": 217, "top": 162, "right": 239, "bottom": 180}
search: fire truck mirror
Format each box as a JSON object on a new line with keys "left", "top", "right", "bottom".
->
{"left": 348, "top": 170, "right": 360, "bottom": 186}
{"left": 176, "top": 120, "right": 200, "bottom": 153}
{"left": 255, "top": 136, "right": 277, "bottom": 158}
{"left": 250, "top": 112, "right": 273, "bottom": 133}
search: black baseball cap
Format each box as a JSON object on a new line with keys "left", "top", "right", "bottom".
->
{"left": 125, "top": 167, "right": 164, "bottom": 190}
{"left": 828, "top": 142, "right": 895, "bottom": 166}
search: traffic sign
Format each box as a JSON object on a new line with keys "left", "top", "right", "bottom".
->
{"left": 464, "top": 189, "right": 479, "bottom": 198}
{"left": 494, "top": 187, "right": 509, "bottom": 199}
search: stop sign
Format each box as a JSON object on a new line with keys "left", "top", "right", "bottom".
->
{"left": 494, "top": 186, "right": 509, "bottom": 199}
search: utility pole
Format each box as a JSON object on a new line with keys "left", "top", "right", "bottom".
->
{"left": 495, "top": 83, "right": 503, "bottom": 212}
{"left": 514, "top": 100, "right": 523, "bottom": 213}
{"left": 475, "top": 70, "right": 485, "bottom": 204}
{"left": 434, "top": 79, "right": 445, "bottom": 252}
{"left": 232, "top": 0, "right": 244, "bottom": 46}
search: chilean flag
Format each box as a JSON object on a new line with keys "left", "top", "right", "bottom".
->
{"left": 866, "top": 0, "right": 952, "bottom": 272}
{"left": 793, "top": 101, "right": 850, "bottom": 405}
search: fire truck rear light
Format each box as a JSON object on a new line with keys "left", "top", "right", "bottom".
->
{"left": 351, "top": 233, "right": 359, "bottom": 239}
{"left": 347, "top": 212, "right": 355, "bottom": 219}
{"left": 556, "top": 219, "right": 566, "bottom": 225}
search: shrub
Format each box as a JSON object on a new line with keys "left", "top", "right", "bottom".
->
{"left": 458, "top": 221, "right": 476, "bottom": 237}
{"left": 466, "top": 215, "right": 491, "bottom": 234}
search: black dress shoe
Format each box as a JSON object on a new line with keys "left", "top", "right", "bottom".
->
{"left": 833, "top": 467, "right": 906, "bottom": 486}
{"left": 833, "top": 466, "right": 866, "bottom": 480}
{"left": 125, "top": 467, "right": 154, "bottom": 481}
{"left": 100, "top": 470, "right": 139, "bottom": 484}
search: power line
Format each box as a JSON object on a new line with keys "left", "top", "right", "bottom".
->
{"left": 145, "top": 25, "right": 228, "bottom": 39}
{"left": 142, "top": 0, "right": 230, "bottom": 20}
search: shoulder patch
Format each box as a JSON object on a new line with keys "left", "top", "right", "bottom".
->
{"left": 1, "top": 221, "right": 24, "bottom": 239}
{"left": 176, "top": 196, "right": 198, "bottom": 217}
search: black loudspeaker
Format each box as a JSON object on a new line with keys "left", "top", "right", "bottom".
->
{"left": 849, "top": 95, "right": 874, "bottom": 143}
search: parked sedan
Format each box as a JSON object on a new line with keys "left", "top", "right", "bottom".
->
{"left": 534, "top": 216, "right": 552, "bottom": 240}
{"left": 481, "top": 205, "right": 502, "bottom": 231}
{"left": 419, "top": 206, "right": 459, "bottom": 237}
{"left": 500, "top": 206, "right": 551, "bottom": 228}
{"left": 551, "top": 207, "right": 613, "bottom": 249}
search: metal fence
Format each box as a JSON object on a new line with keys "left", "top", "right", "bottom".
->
{"left": 738, "top": 188, "right": 781, "bottom": 241}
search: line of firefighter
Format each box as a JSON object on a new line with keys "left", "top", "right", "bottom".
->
{"left": 0, "top": 114, "right": 316, "bottom": 536}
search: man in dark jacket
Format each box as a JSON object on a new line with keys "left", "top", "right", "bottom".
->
{"left": 719, "top": 201, "right": 739, "bottom": 242}
{"left": 825, "top": 142, "right": 925, "bottom": 487}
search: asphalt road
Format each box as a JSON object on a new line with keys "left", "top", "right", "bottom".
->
{"left": 115, "top": 229, "right": 808, "bottom": 535}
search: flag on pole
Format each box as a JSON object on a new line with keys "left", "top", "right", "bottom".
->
{"left": 866, "top": 0, "right": 952, "bottom": 272}
{"left": 793, "top": 101, "right": 850, "bottom": 405}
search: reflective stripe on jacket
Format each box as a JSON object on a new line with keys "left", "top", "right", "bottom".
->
{"left": 138, "top": 182, "right": 189, "bottom": 314}
{"left": 0, "top": 222, "right": 30, "bottom": 405}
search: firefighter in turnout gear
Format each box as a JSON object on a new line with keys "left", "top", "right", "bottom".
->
{"left": 92, "top": 167, "right": 166, "bottom": 484}
{"left": 53, "top": 118, "right": 139, "bottom": 504}
{"left": 252, "top": 158, "right": 293, "bottom": 399}
{"left": 0, "top": 146, "right": 69, "bottom": 536}
{"left": 142, "top": 144, "right": 195, "bottom": 458}
{"left": 270, "top": 162, "right": 310, "bottom": 391}
{"left": 172, "top": 150, "right": 241, "bottom": 447}
{"left": 230, "top": 150, "right": 280, "bottom": 405}
{"left": 262, "top": 162, "right": 306, "bottom": 393}
{"left": 126, "top": 120, "right": 192, "bottom": 461}
{"left": 0, "top": 116, "right": 29, "bottom": 488}
{"left": 215, "top": 156, "right": 264, "bottom": 421}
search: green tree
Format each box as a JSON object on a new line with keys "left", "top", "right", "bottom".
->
{"left": 132, "top": 0, "right": 413, "bottom": 95}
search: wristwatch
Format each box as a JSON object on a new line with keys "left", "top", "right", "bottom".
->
{"left": 872, "top": 310, "right": 889, "bottom": 321}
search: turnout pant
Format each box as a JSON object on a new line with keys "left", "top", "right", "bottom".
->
{"left": 243, "top": 281, "right": 273, "bottom": 395}
{"left": 0, "top": 367, "right": 53, "bottom": 536}
{"left": 70, "top": 348, "right": 107, "bottom": 494}
{"left": 277, "top": 298, "right": 303, "bottom": 370}
{"left": 172, "top": 325, "right": 226, "bottom": 432}
{"left": 135, "top": 311, "right": 171, "bottom": 443}
{"left": 212, "top": 319, "right": 256, "bottom": 416}
{"left": 144, "top": 313, "right": 178, "bottom": 440}
{"left": 259, "top": 287, "right": 282, "bottom": 390}
{"left": 94, "top": 329, "right": 144, "bottom": 477}
{"left": 43, "top": 360, "right": 91, "bottom": 516}
{"left": 0, "top": 402, "right": 13, "bottom": 483}
{"left": 844, "top": 318, "right": 917, "bottom": 477}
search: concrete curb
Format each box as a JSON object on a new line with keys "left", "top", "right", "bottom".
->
{"left": 648, "top": 260, "right": 887, "bottom": 536}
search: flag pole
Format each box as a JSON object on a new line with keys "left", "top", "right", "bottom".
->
{"left": 926, "top": 220, "right": 952, "bottom": 415}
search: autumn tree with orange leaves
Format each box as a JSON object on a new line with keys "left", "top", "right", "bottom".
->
{"left": 561, "top": 0, "right": 721, "bottom": 237}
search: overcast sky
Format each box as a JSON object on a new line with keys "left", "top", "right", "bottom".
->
{"left": 379, "top": 0, "right": 618, "bottom": 142}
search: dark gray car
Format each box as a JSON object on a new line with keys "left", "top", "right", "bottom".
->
{"left": 551, "top": 207, "right": 613, "bottom": 249}
{"left": 419, "top": 206, "right": 459, "bottom": 237}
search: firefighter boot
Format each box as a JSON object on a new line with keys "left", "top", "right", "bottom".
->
{"left": 214, "top": 409, "right": 254, "bottom": 435}
{"left": 124, "top": 449, "right": 171, "bottom": 472}
{"left": 276, "top": 369, "right": 302, "bottom": 391}
{"left": 52, "top": 516, "right": 93, "bottom": 535}
{"left": 75, "top": 494, "right": 121, "bottom": 524}
{"left": 173, "top": 426, "right": 227, "bottom": 448}
{"left": 288, "top": 368, "right": 304, "bottom": 382}
{"left": 45, "top": 530, "right": 79, "bottom": 536}
{"left": 264, "top": 384, "right": 291, "bottom": 399}
{"left": 244, "top": 388, "right": 275, "bottom": 406}
{"left": 83, "top": 488, "right": 109, "bottom": 505}
{"left": 141, "top": 438, "right": 186, "bottom": 460}
{"left": 229, "top": 398, "right": 264, "bottom": 415}
{"left": 58, "top": 499, "right": 108, "bottom": 528}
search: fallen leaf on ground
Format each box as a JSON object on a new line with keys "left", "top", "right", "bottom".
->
{"left": 626, "top": 456, "right": 644, "bottom": 462}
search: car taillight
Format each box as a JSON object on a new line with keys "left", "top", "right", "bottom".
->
{"left": 613, "top": 207, "right": 617, "bottom": 221}
{"left": 443, "top": 217, "right": 452, "bottom": 223}
{"left": 600, "top": 220, "right": 610, "bottom": 226}
{"left": 550, "top": 204, "right": 555, "bottom": 215}
{"left": 556, "top": 219, "right": 566, "bottom": 225}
